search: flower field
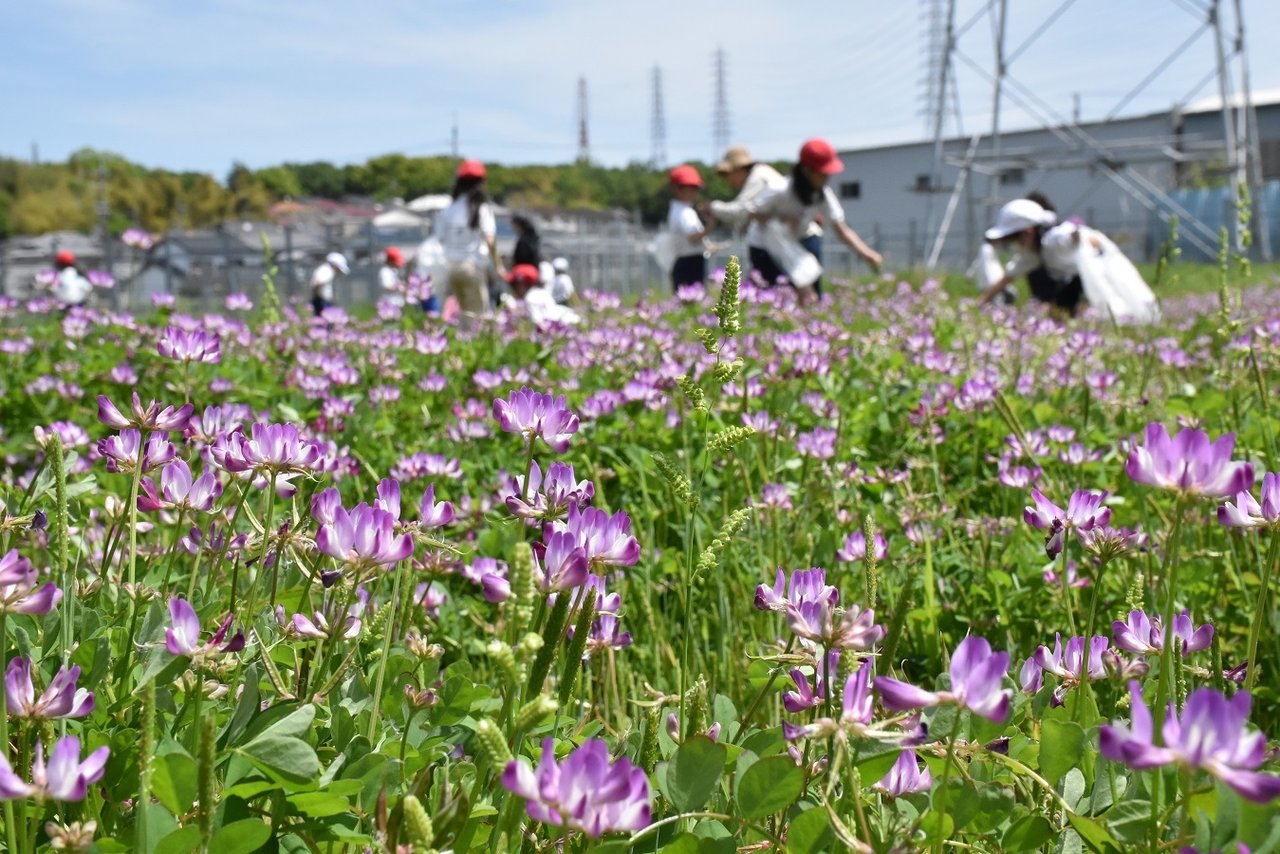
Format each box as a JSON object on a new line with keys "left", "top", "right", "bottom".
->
{"left": 1, "top": 259, "right": 1279, "bottom": 853}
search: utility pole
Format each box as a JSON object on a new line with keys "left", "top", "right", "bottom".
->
{"left": 712, "top": 47, "right": 731, "bottom": 159}
{"left": 577, "top": 77, "right": 591, "bottom": 163}
{"left": 450, "top": 113, "right": 459, "bottom": 159}
{"left": 650, "top": 67, "right": 667, "bottom": 169}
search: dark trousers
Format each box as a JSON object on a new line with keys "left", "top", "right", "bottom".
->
{"left": 1026, "top": 267, "right": 1083, "bottom": 314}
{"left": 800, "top": 234, "right": 824, "bottom": 296}
{"left": 748, "top": 246, "right": 786, "bottom": 288}
{"left": 671, "top": 254, "right": 706, "bottom": 290}
{"left": 311, "top": 295, "right": 331, "bottom": 316}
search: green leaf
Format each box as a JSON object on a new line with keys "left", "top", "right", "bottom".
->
{"left": 932, "top": 778, "right": 981, "bottom": 830}
{"left": 255, "top": 704, "right": 316, "bottom": 740}
{"left": 664, "top": 736, "right": 726, "bottom": 812}
{"left": 786, "top": 807, "right": 833, "bottom": 853}
{"left": 1040, "top": 718, "right": 1086, "bottom": 785}
{"left": 287, "top": 791, "right": 352, "bottom": 818}
{"left": 970, "top": 785, "right": 1016, "bottom": 833}
{"left": 209, "top": 819, "right": 271, "bottom": 854}
{"left": 237, "top": 734, "right": 320, "bottom": 785}
{"left": 151, "top": 753, "right": 198, "bottom": 816}
{"left": 1003, "top": 815, "right": 1053, "bottom": 851}
{"left": 848, "top": 738, "right": 903, "bottom": 787}
{"left": 735, "top": 755, "right": 804, "bottom": 820}
{"left": 1067, "top": 811, "right": 1121, "bottom": 853}
{"left": 1105, "top": 800, "right": 1152, "bottom": 844}
{"left": 154, "top": 825, "right": 201, "bottom": 854}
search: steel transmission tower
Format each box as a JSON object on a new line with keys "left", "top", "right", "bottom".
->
{"left": 712, "top": 47, "right": 731, "bottom": 159}
{"left": 650, "top": 67, "right": 667, "bottom": 168}
{"left": 577, "top": 77, "right": 590, "bottom": 163}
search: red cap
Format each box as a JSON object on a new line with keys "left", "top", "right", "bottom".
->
{"left": 668, "top": 165, "right": 704, "bottom": 188}
{"left": 55, "top": 250, "right": 76, "bottom": 267}
{"left": 457, "top": 159, "right": 487, "bottom": 180}
{"left": 506, "top": 264, "right": 542, "bottom": 285}
{"left": 385, "top": 247, "right": 404, "bottom": 267}
{"left": 799, "top": 138, "right": 844, "bottom": 175}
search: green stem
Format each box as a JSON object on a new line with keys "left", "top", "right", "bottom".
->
{"left": 0, "top": 613, "right": 17, "bottom": 854}
{"left": 932, "top": 709, "right": 963, "bottom": 854}
{"left": 367, "top": 560, "right": 410, "bottom": 743}
{"left": 1244, "top": 533, "right": 1280, "bottom": 693}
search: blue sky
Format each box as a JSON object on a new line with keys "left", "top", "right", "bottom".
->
{"left": 2, "top": 0, "right": 1278, "bottom": 177}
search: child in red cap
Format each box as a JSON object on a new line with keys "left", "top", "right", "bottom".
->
{"left": 379, "top": 246, "right": 406, "bottom": 307}
{"left": 434, "top": 159, "right": 504, "bottom": 326}
{"left": 667, "top": 165, "right": 709, "bottom": 291}
{"left": 502, "top": 263, "right": 580, "bottom": 326}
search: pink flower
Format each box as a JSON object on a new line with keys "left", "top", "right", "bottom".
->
{"left": 1126, "top": 423, "right": 1253, "bottom": 499}
{"left": 97, "top": 393, "right": 193, "bottom": 433}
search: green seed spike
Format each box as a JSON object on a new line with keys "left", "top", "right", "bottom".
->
{"left": 714, "top": 256, "right": 742, "bottom": 336}
{"left": 707, "top": 424, "right": 756, "bottom": 454}
{"left": 639, "top": 707, "right": 661, "bottom": 774}
{"left": 402, "top": 794, "right": 436, "bottom": 854}
{"left": 682, "top": 676, "right": 709, "bottom": 741}
{"left": 473, "top": 718, "right": 513, "bottom": 769}
{"left": 515, "top": 695, "right": 558, "bottom": 731}
{"left": 653, "top": 452, "right": 696, "bottom": 507}
{"left": 509, "top": 543, "right": 537, "bottom": 637}
{"left": 862, "top": 513, "right": 880, "bottom": 606}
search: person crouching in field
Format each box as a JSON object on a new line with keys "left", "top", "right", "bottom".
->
{"left": 748, "top": 138, "right": 881, "bottom": 305}
{"left": 704, "top": 145, "right": 788, "bottom": 288}
{"left": 310, "top": 252, "right": 348, "bottom": 316}
{"left": 502, "top": 263, "right": 580, "bottom": 326}
{"left": 379, "top": 247, "right": 406, "bottom": 307}
{"left": 667, "top": 165, "right": 709, "bottom": 291}
{"left": 977, "top": 195, "right": 1089, "bottom": 317}
{"left": 49, "top": 250, "right": 92, "bottom": 308}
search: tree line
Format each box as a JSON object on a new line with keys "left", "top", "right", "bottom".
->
{"left": 0, "top": 148, "right": 778, "bottom": 239}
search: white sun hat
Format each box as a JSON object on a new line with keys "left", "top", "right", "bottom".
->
{"left": 325, "top": 252, "right": 350, "bottom": 274}
{"left": 985, "top": 199, "right": 1057, "bottom": 240}
{"left": 552, "top": 257, "right": 569, "bottom": 273}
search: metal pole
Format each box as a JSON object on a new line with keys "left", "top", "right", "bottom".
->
{"left": 1210, "top": 0, "right": 1243, "bottom": 250}
{"left": 1232, "top": 0, "right": 1271, "bottom": 259}
{"left": 284, "top": 224, "right": 295, "bottom": 301}
{"left": 924, "top": 0, "right": 958, "bottom": 248}
{"left": 986, "top": 0, "right": 1008, "bottom": 224}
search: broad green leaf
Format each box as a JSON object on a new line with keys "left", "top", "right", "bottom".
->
{"left": 1067, "top": 811, "right": 1121, "bottom": 853}
{"left": 151, "top": 753, "right": 198, "bottom": 816}
{"left": 255, "top": 703, "right": 316, "bottom": 740}
{"left": 735, "top": 755, "right": 804, "bottom": 820}
{"left": 288, "top": 791, "right": 352, "bottom": 818}
{"left": 154, "top": 825, "right": 201, "bottom": 854}
{"left": 1003, "top": 815, "right": 1053, "bottom": 851}
{"left": 238, "top": 734, "right": 320, "bottom": 785}
{"left": 1040, "top": 718, "right": 1086, "bottom": 785}
{"left": 1105, "top": 800, "right": 1153, "bottom": 844}
{"left": 664, "top": 736, "right": 726, "bottom": 812}
{"left": 932, "top": 778, "right": 981, "bottom": 830}
{"left": 786, "top": 807, "right": 833, "bottom": 853}
{"left": 209, "top": 819, "right": 272, "bottom": 854}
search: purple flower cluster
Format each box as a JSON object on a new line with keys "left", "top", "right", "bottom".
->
{"left": 502, "top": 738, "right": 650, "bottom": 837}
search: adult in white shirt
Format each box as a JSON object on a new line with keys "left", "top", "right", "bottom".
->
{"left": 50, "top": 250, "right": 91, "bottom": 307}
{"left": 502, "top": 264, "right": 580, "bottom": 326}
{"left": 433, "top": 159, "right": 504, "bottom": 322}
{"left": 978, "top": 196, "right": 1088, "bottom": 316}
{"left": 667, "top": 165, "right": 708, "bottom": 290}
{"left": 378, "top": 246, "right": 406, "bottom": 307}
{"left": 750, "top": 138, "right": 881, "bottom": 304}
{"left": 549, "top": 257, "right": 575, "bottom": 305}
{"left": 706, "top": 146, "right": 788, "bottom": 287}
{"left": 310, "top": 251, "right": 348, "bottom": 316}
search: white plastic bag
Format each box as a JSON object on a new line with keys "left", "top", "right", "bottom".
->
{"left": 1074, "top": 233, "right": 1159, "bottom": 324}
{"left": 759, "top": 220, "right": 822, "bottom": 288}
{"left": 650, "top": 231, "right": 676, "bottom": 275}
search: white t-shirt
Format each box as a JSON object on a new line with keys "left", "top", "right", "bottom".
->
{"left": 709, "top": 162, "right": 787, "bottom": 247}
{"left": 1005, "top": 223, "right": 1091, "bottom": 282}
{"left": 550, "top": 272, "right": 575, "bottom": 304}
{"left": 667, "top": 200, "right": 705, "bottom": 257}
{"left": 310, "top": 263, "right": 336, "bottom": 301}
{"left": 434, "top": 196, "right": 497, "bottom": 267}
{"left": 379, "top": 265, "right": 404, "bottom": 305}
{"left": 751, "top": 180, "right": 845, "bottom": 239}
{"left": 52, "top": 269, "right": 91, "bottom": 305}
